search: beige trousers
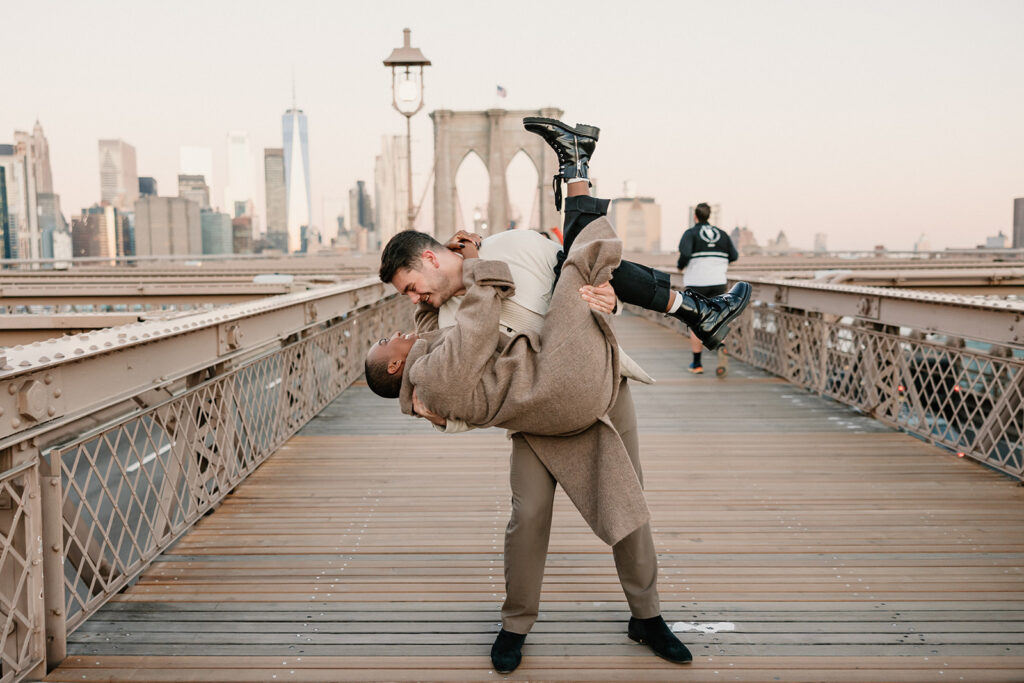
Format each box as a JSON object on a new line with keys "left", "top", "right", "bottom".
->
{"left": 500, "top": 379, "right": 660, "bottom": 634}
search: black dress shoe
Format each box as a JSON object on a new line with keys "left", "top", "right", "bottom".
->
{"left": 523, "top": 117, "right": 599, "bottom": 210}
{"left": 628, "top": 615, "right": 693, "bottom": 664}
{"left": 670, "top": 281, "right": 752, "bottom": 350}
{"left": 490, "top": 628, "right": 527, "bottom": 674}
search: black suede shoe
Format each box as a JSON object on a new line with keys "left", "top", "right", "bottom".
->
{"left": 490, "top": 628, "right": 526, "bottom": 674}
{"left": 670, "top": 281, "right": 752, "bottom": 350}
{"left": 628, "top": 615, "right": 693, "bottom": 664}
{"left": 522, "top": 117, "right": 599, "bottom": 210}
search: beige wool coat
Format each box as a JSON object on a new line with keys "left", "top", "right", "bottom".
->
{"left": 399, "top": 218, "right": 650, "bottom": 545}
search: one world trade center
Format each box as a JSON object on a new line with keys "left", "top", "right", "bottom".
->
{"left": 283, "top": 92, "right": 311, "bottom": 253}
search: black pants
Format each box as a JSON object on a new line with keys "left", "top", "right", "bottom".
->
{"left": 555, "top": 195, "right": 673, "bottom": 313}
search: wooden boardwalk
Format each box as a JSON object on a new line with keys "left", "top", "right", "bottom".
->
{"left": 46, "top": 313, "right": 1024, "bottom": 682}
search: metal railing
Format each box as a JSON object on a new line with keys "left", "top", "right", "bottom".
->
{"left": 0, "top": 278, "right": 408, "bottom": 680}
{"left": 0, "top": 461, "right": 45, "bottom": 682}
{"left": 631, "top": 276, "right": 1024, "bottom": 480}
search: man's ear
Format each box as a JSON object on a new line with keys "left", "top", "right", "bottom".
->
{"left": 386, "top": 358, "right": 405, "bottom": 375}
{"left": 420, "top": 249, "right": 440, "bottom": 268}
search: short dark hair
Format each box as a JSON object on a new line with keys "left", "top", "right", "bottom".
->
{"left": 695, "top": 203, "right": 711, "bottom": 223}
{"left": 364, "top": 355, "right": 402, "bottom": 399}
{"left": 379, "top": 230, "right": 444, "bottom": 283}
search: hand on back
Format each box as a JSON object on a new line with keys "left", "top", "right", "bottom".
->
{"left": 446, "top": 230, "right": 483, "bottom": 259}
{"left": 580, "top": 281, "right": 616, "bottom": 314}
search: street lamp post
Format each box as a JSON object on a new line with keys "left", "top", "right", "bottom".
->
{"left": 383, "top": 28, "right": 431, "bottom": 231}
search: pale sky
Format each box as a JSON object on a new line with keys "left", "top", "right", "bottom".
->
{"left": 3, "top": 0, "right": 1022, "bottom": 252}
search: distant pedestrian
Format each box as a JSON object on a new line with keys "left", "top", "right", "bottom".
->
{"left": 677, "top": 203, "right": 739, "bottom": 373}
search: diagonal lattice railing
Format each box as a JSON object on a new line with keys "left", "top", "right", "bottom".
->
{"left": 0, "top": 461, "right": 44, "bottom": 683}
{"left": 0, "top": 278, "right": 410, "bottom": 681}
{"left": 50, "top": 301, "right": 408, "bottom": 632}
{"left": 725, "top": 305, "right": 1022, "bottom": 477}
{"left": 630, "top": 277, "right": 1023, "bottom": 480}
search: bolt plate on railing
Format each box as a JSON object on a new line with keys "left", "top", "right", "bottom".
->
{"left": 0, "top": 369, "right": 66, "bottom": 440}
{"left": 857, "top": 295, "right": 880, "bottom": 319}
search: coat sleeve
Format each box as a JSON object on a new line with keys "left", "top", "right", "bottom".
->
{"left": 409, "top": 259, "right": 516, "bottom": 410}
{"left": 414, "top": 303, "right": 440, "bottom": 333}
{"left": 435, "top": 417, "right": 472, "bottom": 434}
{"left": 677, "top": 229, "right": 694, "bottom": 270}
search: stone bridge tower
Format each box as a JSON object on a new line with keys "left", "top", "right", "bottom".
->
{"left": 430, "top": 107, "right": 563, "bottom": 236}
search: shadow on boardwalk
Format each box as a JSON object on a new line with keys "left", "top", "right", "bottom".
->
{"left": 47, "top": 313, "right": 1024, "bottom": 682}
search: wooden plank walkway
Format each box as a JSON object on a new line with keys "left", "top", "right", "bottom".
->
{"left": 46, "top": 313, "right": 1024, "bottom": 682}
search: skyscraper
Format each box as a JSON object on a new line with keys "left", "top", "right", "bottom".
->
{"left": 814, "top": 233, "right": 828, "bottom": 253}
{"left": 71, "top": 205, "right": 130, "bottom": 260}
{"left": 730, "top": 226, "right": 760, "bottom": 256}
{"left": 0, "top": 145, "right": 21, "bottom": 259}
{"left": 179, "top": 146, "right": 214, "bottom": 203}
{"left": 0, "top": 165, "right": 11, "bottom": 260}
{"left": 224, "top": 131, "right": 253, "bottom": 218}
{"left": 30, "top": 120, "right": 53, "bottom": 194}
{"left": 98, "top": 139, "right": 138, "bottom": 210}
{"left": 1014, "top": 198, "right": 1024, "bottom": 249}
{"left": 37, "top": 193, "right": 70, "bottom": 259}
{"left": 138, "top": 177, "right": 158, "bottom": 197}
{"left": 263, "top": 148, "right": 287, "bottom": 251}
{"left": 609, "top": 192, "right": 661, "bottom": 253}
{"left": 178, "top": 174, "right": 211, "bottom": 210}
{"left": 349, "top": 180, "right": 374, "bottom": 251}
{"left": 283, "top": 98, "right": 311, "bottom": 253}
{"left": 0, "top": 123, "right": 58, "bottom": 261}
{"left": 231, "top": 215, "right": 253, "bottom": 254}
{"left": 201, "top": 209, "right": 233, "bottom": 255}
{"left": 2, "top": 138, "right": 40, "bottom": 260}
{"left": 134, "top": 196, "right": 201, "bottom": 256}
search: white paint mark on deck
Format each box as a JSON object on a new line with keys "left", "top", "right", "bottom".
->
{"left": 671, "top": 621, "right": 736, "bottom": 634}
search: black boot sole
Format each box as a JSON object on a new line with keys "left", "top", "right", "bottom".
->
{"left": 702, "top": 282, "right": 752, "bottom": 351}
{"left": 493, "top": 662, "right": 519, "bottom": 674}
{"left": 522, "top": 116, "right": 600, "bottom": 140}
{"left": 627, "top": 631, "right": 693, "bottom": 664}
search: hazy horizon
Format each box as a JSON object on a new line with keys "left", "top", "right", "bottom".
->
{"left": 3, "top": 0, "right": 1022, "bottom": 252}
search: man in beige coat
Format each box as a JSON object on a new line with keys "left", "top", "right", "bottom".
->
{"left": 375, "top": 120, "right": 705, "bottom": 673}
{"left": 367, "top": 218, "right": 651, "bottom": 548}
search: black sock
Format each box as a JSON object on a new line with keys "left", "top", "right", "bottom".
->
{"left": 692, "top": 352, "right": 702, "bottom": 366}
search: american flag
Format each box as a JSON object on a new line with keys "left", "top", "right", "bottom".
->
{"left": 496, "top": 85, "right": 507, "bottom": 98}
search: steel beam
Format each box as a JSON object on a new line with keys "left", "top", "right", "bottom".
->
{"left": 722, "top": 277, "right": 1024, "bottom": 346}
{"left": 0, "top": 278, "right": 392, "bottom": 447}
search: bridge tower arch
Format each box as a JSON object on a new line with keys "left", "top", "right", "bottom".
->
{"left": 430, "top": 107, "right": 563, "bottom": 237}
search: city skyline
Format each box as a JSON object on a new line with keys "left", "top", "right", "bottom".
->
{"left": 3, "top": 0, "right": 1023, "bottom": 252}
